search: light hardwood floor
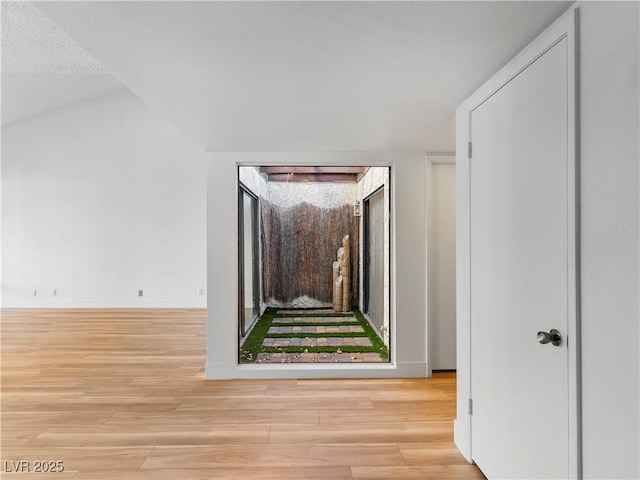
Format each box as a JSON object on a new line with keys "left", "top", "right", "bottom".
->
{"left": 1, "top": 309, "right": 485, "bottom": 480}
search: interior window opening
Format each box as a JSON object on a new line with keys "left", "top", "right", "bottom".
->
{"left": 237, "top": 166, "right": 391, "bottom": 365}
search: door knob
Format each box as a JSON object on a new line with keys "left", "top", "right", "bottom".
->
{"left": 537, "top": 329, "right": 562, "bottom": 346}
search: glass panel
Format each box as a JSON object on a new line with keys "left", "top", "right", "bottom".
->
{"left": 366, "top": 188, "right": 385, "bottom": 334}
{"left": 242, "top": 192, "right": 255, "bottom": 335}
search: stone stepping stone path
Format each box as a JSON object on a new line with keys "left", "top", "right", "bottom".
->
{"left": 272, "top": 316, "right": 354, "bottom": 324}
{"left": 275, "top": 309, "right": 335, "bottom": 314}
{"left": 256, "top": 352, "right": 384, "bottom": 363}
{"left": 240, "top": 309, "right": 387, "bottom": 364}
{"left": 263, "top": 337, "right": 373, "bottom": 347}
{"left": 268, "top": 325, "right": 365, "bottom": 334}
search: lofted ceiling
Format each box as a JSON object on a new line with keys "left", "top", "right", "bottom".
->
{"left": 6, "top": 1, "right": 573, "bottom": 152}
{"left": 1, "top": 2, "right": 124, "bottom": 126}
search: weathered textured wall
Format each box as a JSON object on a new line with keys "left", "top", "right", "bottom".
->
{"left": 237, "top": 169, "right": 364, "bottom": 309}
{"left": 267, "top": 182, "right": 356, "bottom": 209}
{"left": 238, "top": 166, "right": 267, "bottom": 198}
{"left": 261, "top": 198, "right": 358, "bottom": 308}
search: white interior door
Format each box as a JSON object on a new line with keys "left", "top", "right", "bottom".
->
{"left": 470, "top": 37, "right": 572, "bottom": 479}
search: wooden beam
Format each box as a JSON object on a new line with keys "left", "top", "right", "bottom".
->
{"left": 260, "top": 166, "right": 365, "bottom": 175}
{"left": 266, "top": 173, "right": 358, "bottom": 183}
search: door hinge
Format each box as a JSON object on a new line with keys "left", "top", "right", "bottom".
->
{"left": 468, "top": 398, "right": 473, "bottom": 415}
{"left": 468, "top": 141, "right": 473, "bottom": 158}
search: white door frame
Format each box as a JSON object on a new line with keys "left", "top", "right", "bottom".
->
{"left": 454, "top": 7, "right": 581, "bottom": 478}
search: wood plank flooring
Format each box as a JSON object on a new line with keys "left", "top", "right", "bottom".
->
{"left": 1, "top": 309, "right": 485, "bottom": 479}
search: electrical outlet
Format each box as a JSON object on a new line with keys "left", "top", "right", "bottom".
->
{"left": 198, "top": 288, "right": 204, "bottom": 296}
{"left": 52, "top": 289, "right": 57, "bottom": 296}
{"left": 138, "top": 289, "right": 143, "bottom": 297}
{"left": 32, "top": 289, "right": 37, "bottom": 297}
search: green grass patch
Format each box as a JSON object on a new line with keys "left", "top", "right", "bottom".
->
{"left": 239, "top": 308, "right": 389, "bottom": 363}
{"left": 239, "top": 307, "right": 277, "bottom": 363}
{"left": 353, "top": 309, "right": 389, "bottom": 361}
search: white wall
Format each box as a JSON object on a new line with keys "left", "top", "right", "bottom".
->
{"left": 207, "top": 152, "right": 427, "bottom": 379}
{"left": 428, "top": 157, "right": 456, "bottom": 371}
{"left": 2, "top": 88, "right": 207, "bottom": 307}
{"left": 578, "top": 2, "right": 639, "bottom": 478}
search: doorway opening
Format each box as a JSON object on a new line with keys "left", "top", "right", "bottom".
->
{"left": 363, "top": 186, "right": 386, "bottom": 338}
{"left": 238, "top": 185, "right": 260, "bottom": 339}
{"left": 237, "top": 165, "right": 391, "bottom": 364}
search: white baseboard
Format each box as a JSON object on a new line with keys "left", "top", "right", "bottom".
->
{"left": 1, "top": 298, "right": 207, "bottom": 309}
{"left": 205, "top": 360, "right": 428, "bottom": 380}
